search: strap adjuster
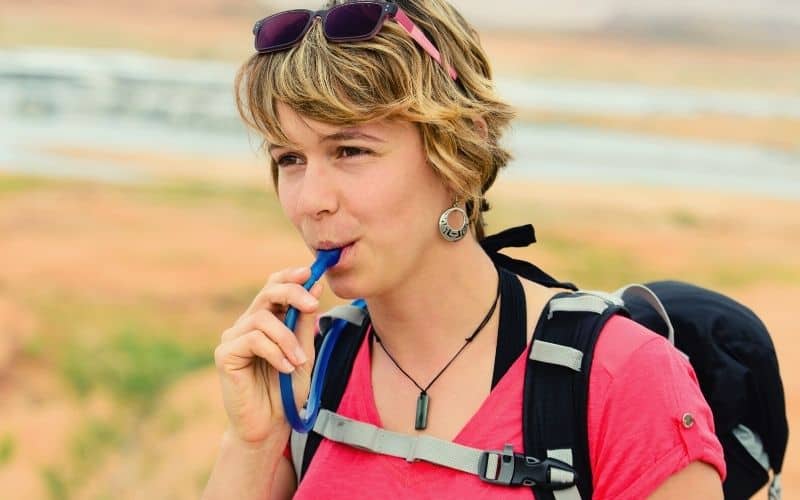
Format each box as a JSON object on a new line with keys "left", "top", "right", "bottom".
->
{"left": 478, "top": 444, "right": 577, "bottom": 489}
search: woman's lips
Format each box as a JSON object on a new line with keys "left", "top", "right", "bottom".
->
{"left": 311, "top": 240, "right": 357, "bottom": 270}
{"left": 331, "top": 241, "right": 356, "bottom": 270}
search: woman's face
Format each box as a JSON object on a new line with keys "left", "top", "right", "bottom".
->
{"left": 270, "top": 102, "right": 452, "bottom": 299}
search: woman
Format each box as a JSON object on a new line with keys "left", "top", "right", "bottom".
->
{"left": 203, "top": 1, "right": 726, "bottom": 498}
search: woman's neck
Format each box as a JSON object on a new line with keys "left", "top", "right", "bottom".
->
{"left": 364, "top": 237, "right": 499, "bottom": 366}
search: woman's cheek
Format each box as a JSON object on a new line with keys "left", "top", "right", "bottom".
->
{"left": 276, "top": 180, "right": 301, "bottom": 223}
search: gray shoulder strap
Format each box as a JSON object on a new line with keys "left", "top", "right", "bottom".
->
{"left": 535, "top": 291, "right": 623, "bottom": 371}
{"left": 529, "top": 340, "right": 584, "bottom": 372}
{"left": 732, "top": 424, "right": 770, "bottom": 472}
{"left": 770, "top": 473, "right": 782, "bottom": 500}
{"left": 313, "top": 409, "right": 483, "bottom": 474}
{"left": 547, "top": 449, "right": 582, "bottom": 500}
{"left": 309, "top": 409, "right": 575, "bottom": 489}
{"left": 612, "top": 284, "right": 675, "bottom": 345}
{"left": 547, "top": 293, "right": 618, "bottom": 318}
{"left": 289, "top": 429, "right": 307, "bottom": 483}
{"left": 318, "top": 304, "right": 367, "bottom": 333}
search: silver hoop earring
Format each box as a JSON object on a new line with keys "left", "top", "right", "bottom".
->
{"left": 438, "top": 204, "right": 468, "bottom": 242}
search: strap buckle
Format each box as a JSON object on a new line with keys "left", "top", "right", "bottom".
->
{"left": 478, "top": 444, "right": 577, "bottom": 489}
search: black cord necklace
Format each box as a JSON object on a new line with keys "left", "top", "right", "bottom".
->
{"left": 371, "top": 274, "right": 502, "bottom": 430}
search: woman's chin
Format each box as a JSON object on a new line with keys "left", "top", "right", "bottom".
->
{"left": 325, "top": 275, "right": 364, "bottom": 301}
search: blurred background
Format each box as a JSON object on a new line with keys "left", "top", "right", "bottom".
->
{"left": 1, "top": 0, "right": 798, "bottom": 498}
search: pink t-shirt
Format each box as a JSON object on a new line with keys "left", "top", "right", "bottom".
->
{"left": 292, "top": 316, "right": 726, "bottom": 499}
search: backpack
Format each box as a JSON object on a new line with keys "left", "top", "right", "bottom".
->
{"left": 289, "top": 225, "right": 788, "bottom": 499}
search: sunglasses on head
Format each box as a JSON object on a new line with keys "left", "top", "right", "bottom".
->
{"left": 252, "top": 1, "right": 458, "bottom": 81}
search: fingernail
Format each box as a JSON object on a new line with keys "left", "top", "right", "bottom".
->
{"left": 304, "top": 296, "right": 318, "bottom": 308}
{"left": 282, "top": 359, "right": 295, "bottom": 372}
{"left": 294, "top": 346, "right": 308, "bottom": 364}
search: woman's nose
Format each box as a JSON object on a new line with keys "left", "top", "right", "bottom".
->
{"left": 295, "top": 160, "right": 339, "bottom": 219}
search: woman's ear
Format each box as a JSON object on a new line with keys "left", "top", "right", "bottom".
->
{"left": 472, "top": 115, "right": 488, "bottom": 140}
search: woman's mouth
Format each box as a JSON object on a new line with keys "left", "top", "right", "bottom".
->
{"left": 324, "top": 241, "right": 355, "bottom": 270}
{"left": 315, "top": 240, "right": 351, "bottom": 251}
{"left": 313, "top": 239, "right": 356, "bottom": 263}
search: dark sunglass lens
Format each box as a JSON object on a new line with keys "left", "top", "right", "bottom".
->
{"left": 325, "top": 3, "right": 384, "bottom": 40}
{"left": 256, "top": 11, "right": 312, "bottom": 51}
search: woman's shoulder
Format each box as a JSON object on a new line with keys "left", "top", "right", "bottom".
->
{"left": 586, "top": 315, "right": 727, "bottom": 498}
{"left": 588, "top": 313, "right": 705, "bottom": 417}
{"left": 515, "top": 274, "right": 690, "bottom": 381}
{"left": 592, "top": 314, "right": 680, "bottom": 379}
{"left": 515, "top": 275, "right": 671, "bottom": 347}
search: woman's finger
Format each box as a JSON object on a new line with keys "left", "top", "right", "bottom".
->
{"left": 293, "top": 282, "right": 324, "bottom": 368}
{"left": 236, "top": 266, "right": 308, "bottom": 321}
{"left": 224, "top": 310, "right": 309, "bottom": 365}
{"left": 240, "top": 281, "right": 318, "bottom": 319}
{"left": 215, "top": 330, "right": 296, "bottom": 374}
{"left": 265, "top": 266, "right": 311, "bottom": 286}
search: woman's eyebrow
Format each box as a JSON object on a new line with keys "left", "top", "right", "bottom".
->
{"left": 321, "top": 130, "right": 386, "bottom": 143}
{"left": 267, "top": 141, "right": 302, "bottom": 154}
{"left": 267, "top": 130, "right": 386, "bottom": 153}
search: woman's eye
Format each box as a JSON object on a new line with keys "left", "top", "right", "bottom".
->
{"left": 337, "top": 146, "right": 369, "bottom": 159}
{"left": 275, "top": 154, "right": 303, "bottom": 167}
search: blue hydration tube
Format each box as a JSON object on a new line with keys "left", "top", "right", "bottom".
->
{"left": 279, "top": 249, "right": 366, "bottom": 433}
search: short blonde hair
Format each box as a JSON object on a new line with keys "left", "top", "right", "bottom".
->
{"left": 235, "top": 0, "right": 515, "bottom": 239}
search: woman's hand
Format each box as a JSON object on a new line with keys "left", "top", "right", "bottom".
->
{"left": 213, "top": 266, "right": 322, "bottom": 447}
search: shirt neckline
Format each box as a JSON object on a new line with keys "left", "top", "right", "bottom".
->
{"left": 351, "top": 326, "right": 529, "bottom": 444}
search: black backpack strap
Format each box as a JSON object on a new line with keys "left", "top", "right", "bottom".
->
{"left": 524, "top": 292, "right": 627, "bottom": 499}
{"left": 297, "top": 267, "right": 533, "bottom": 480}
{"left": 299, "top": 317, "right": 371, "bottom": 478}
{"left": 481, "top": 225, "right": 578, "bottom": 291}
{"left": 493, "top": 267, "right": 528, "bottom": 388}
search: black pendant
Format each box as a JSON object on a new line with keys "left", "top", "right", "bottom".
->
{"left": 415, "top": 392, "right": 430, "bottom": 430}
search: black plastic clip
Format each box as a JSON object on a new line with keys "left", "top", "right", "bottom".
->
{"left": 478, "top": 444, "right": 577, "bottom": 489}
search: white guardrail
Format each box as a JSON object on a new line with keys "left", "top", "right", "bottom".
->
{"left": 0, "top": 48, "right": 243, "bottom": 131}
